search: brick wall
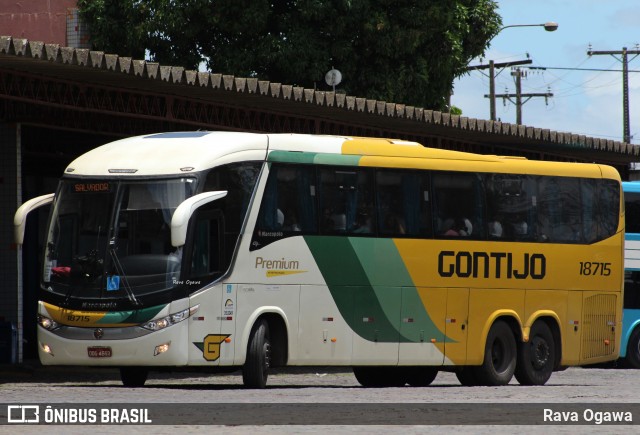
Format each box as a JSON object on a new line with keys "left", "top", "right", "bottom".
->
{"left": 0, "top": 0, "right": 80, "bottom": 45}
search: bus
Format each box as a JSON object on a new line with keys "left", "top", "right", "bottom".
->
{"left": 14, "top": 132, "right": 624, "bottom": 388}
{"left": 621, "top": 181, "right": 640, "bottom": 368}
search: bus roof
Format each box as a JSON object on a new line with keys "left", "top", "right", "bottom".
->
{"left": 63, "top": 131, "right": 619, "bottom": 180}
{"left": 623, "top": 181, "right": 640, "bottom": 193}
{"left": 65, "top": 131, "right": 270, "bottom": 176}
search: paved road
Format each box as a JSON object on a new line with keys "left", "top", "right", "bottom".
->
{"left": 1, "top": 363, "right": 638, "bottom": 434}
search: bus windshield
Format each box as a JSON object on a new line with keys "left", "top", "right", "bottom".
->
{"left": 42, "top": 178, "right": 197, "bottom": 303}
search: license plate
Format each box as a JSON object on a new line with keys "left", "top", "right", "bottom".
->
{"left": 87, "top": 346, "right": 112, "bottom": 358}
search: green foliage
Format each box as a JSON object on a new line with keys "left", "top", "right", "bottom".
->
{"left": 77, "top": 0, "right": 149, "bottom": 58}
{"left": 78, "top": 0, "right": 501, "bottom": 110}
{"left": 450, "top": 105, "right": 463, "bottom": 115}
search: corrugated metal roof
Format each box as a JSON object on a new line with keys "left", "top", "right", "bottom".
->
{"left": 1, "top": 35, "right": 639, "bottom": 163}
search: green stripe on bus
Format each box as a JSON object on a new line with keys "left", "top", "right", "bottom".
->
{"left": 304, "top": 236, "right": 449, "bottom": 343}
{"left": 267, "top": 150, "right": 317, "bottom": 164}
{"left": 97, "top": 304, "right": 166, "bottom": 325}
{"left": 267, "top": 150, "right": 361, "bottom": 166}
{"left": 348, "top": 238, "right": 449, "bottom": 343}
{"left": 347, "top": 238, "right": 414, "bottom": 287}
{"left": 313, "top": 154, "right": 361, "bottom": 166}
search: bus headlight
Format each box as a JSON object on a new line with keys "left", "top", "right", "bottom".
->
{"left": 37, "top": 315, "right": 60, "bottom": 331}
{"left": 141, "top": 305, "right": 199, "bottom": 331}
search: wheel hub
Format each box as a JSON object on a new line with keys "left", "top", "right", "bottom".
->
{"left": 531, "top": 336, "right": 550, "bottom": 369}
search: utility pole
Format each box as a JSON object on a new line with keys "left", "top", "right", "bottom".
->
{"left": 466, "top": 59, "right": 532, "bottom": 121}
{"left": 587, "top": 46, "right": 640, "bottom": 143}
{"left": 489, "top": 68, "right": 553, "bottom": 125}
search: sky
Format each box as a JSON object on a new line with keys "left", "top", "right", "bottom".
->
{"left": 451, "top": 0, "right": 640, "bottom": 145}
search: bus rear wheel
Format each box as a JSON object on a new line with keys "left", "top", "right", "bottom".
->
{"left": 474, "top": 320, "right": 517, "bottom": 386}
{"left": 120, "top": 367, "right": 148, "bottom": 388}
{"left": 625, "top": 328, "right": 640, "bottom": 368}
{"left": 515, "top": 320, "right": 555, "bottom": 385}
{"left": 242, "top": 319, "right": 271, "bottom": 389}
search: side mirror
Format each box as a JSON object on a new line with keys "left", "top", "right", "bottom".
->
{"left": 14, "top": 193, "right": 55, "bottom": 245}
{"left": 171, "top": 191, "right": 228, "bottom": 247}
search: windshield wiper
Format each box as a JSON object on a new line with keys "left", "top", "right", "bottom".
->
{"left": 109, "top": 238, "right": 141, "bottom": 307}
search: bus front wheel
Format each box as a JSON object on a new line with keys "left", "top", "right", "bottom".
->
{"left": 625, "top": 327, "right": 640, "bottom": 368}
{"left": 515, "top": 320, "right": 555, "bottom": 385}
{"left": 120, "top": 367, "right": 148, "bottom": 388}
{"left": 242, "top": 319, "right": 271, "bottom": 389}
{"left": 474, "top": 320, "right": 517, "bottom": 386}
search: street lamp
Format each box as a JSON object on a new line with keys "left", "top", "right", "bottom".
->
{"left": 498, "top": 22, "right": 559, "bottom": 34}
{"left": 486, "top": 22, "right": 559, "bottom": 121}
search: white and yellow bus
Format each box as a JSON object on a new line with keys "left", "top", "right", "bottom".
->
{"left": 15, "top": 132, "right": 624, "bottom": 388}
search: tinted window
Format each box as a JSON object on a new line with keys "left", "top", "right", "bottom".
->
{"left": 376, "top": 170, "right": 432, "bottom": 237}
{"left": 485, "top": 175, "right": 535, "bottom": 241}
{"left": 625, "top": 191, "right": 640, "bottom": 234}
{"left": 256, "top": 164, "right": 317, "bottom": 233}
{"left": 319, "top": 167, "right": 374, "bottom": 235}
{"left": 537, "top": 176, "right": 583, "bottom": 243}
{"left": 432, "top": 171, "right": 485, "bottom": 239}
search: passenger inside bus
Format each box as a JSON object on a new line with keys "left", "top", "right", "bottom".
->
{"left": 384, "top": 213, "right": 406, "bottom": 235}
{"left": 488, "top": 219, "right": 503, "bottom": 238}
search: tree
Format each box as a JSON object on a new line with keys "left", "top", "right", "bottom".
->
{"left": 78, "top": 0, "right": 501, "bottom": 111}
{"left": 77, "top": 0, "right": 149, "bottom": 59}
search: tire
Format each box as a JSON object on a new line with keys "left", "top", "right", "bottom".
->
{"left": 455, "top": 366, "right": 480, "bottom": 387}
{"left": 474, "top": 320, "right": 517, "bottom": 386}
{"left": 625, "top": 327, "right": 640, "bottom": 369}
{"left": 514, "top": 320, "right": 555, "bottom": 385}
{"left": 353, "top": 367, "right": 406, "bottom": 387}
{"left": 120, "top": 367, "right": 148, "bottom": 388}
{"left": 405, "top": 367, "right": 438, "bottom": 387}
{"left": 242, "top": 319, "right": 271, "bottom": 389}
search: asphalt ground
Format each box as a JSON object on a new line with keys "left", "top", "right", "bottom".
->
{"left": 1, "top": 360, "right": 639, "bottom": 434}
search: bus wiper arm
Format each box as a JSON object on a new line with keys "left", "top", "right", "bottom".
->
{"left": 109, "top": 238, "right": 141, "bottom": 307}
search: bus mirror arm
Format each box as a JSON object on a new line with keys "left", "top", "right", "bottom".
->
{"left": 14, "top": 193, "right": 55, "bottom": 245}
{"left": 170, "top": 191, "right": 228, "bottom": 247}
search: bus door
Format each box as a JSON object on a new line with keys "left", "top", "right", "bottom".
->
{"left": 186, "top": 210, "right": 235, "bottom": 365}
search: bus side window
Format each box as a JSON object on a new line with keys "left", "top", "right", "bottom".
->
{"left": 376, "top": 170, "right": 432, "bottom": 238}
{"left": 187, "top": 209, "right": 224, "bottom": 283}
{"left": 581, "top": 179, "right": 599, "bottom": 243}
{"left": 537, "top": 176, "right": 582, "bottom": 243}
{"left": 624, "top": 271, "right": 640, "bottom": 309}
{"left": 486, "top": 175, "right": 534, "bottom": 241}
{"left": 319, "top": 167, "right": 374, "bottom": 235}
{"left": 625, "top": 191, "right": 640, "bottom": 233}
{"left": 597, "top": 179, "right": 620, "bottom": 240}
{"left": 432, "top": 171, "right": 485, "bottom": 239}
{"left": 256, "top": 164, "right": 318, "bottom": 234}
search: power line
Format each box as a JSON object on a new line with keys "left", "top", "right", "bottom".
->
{"left": 528, "top": 66, "right": 640, "bottom": 73}
{"left": 465, "top": 59, "right": 533, "bottom": 121}
{"left": 486, "top": 68, "right": 553, "bottom": 125}
{"left": 587, "top": 47, "right": 640, "bottom": 143}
